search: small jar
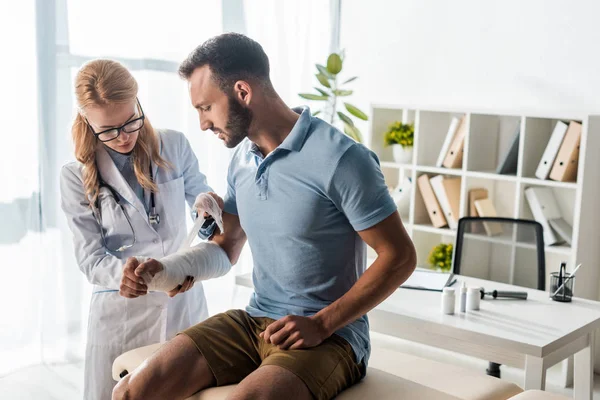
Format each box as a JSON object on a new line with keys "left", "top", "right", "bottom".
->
{"left": 441, "top": 287, "right": 456, "bottom": 315}
{"left": 467, "top": 287, "right": 481, "bottom": 311}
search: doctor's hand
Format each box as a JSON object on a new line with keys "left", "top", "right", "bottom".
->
{"left": 198, "top": 191, "right": 224, "bottom": 218}
{"left": 260, "top": 315, "right": 331, "bottom": 350}
{"left": 119, "top": 257, "right": 148, "bottom": 298}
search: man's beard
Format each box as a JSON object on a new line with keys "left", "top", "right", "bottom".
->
{"left": 222, "top": 95, "right": 253, "bottom": 149}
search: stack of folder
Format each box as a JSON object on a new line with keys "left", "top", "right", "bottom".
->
{"left": 525, "top": 187, "right": 573, "bottom": 246}
{"left": 417, "top": 175, "right": 461, "bottom": 230}
{"left": 436, "top": 115, "right": 468, "bottom": 169}
{"left": 535, "top": 121, "right": 581, "bottom": 182}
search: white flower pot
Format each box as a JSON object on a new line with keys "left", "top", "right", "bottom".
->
{"left": 392, "top": 145, "right": 413, "bottom": 164}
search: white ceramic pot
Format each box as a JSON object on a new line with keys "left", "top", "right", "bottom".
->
{"left": 392, "top": 144, "right": 413, "bottom": 164}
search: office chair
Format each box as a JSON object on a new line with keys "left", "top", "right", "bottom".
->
{"left": 453, "top": 217, "right": 546, "bottom": 378}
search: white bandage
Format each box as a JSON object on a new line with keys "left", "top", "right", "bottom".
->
{"left": 143, "top": 242, "right": 231, "bottom": 291}
{"left": 138, "top": 192, "right": 230, "bottom": 292}
{"left": 179, "top": 193, "right": 225, "bottom": 250}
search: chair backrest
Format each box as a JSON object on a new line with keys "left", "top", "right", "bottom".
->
{"left": 453, "top": 217, "right": 546, "bottom": 290}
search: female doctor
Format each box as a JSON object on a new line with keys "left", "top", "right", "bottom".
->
{"left": 60, "top": 59, "right": 220, "bottom": 400}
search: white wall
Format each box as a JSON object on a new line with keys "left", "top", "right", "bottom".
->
{"left": 340, "top": 0, "right": 600, "bottom": 121}
{"left": 340, "top": 0, "right": 600, "bottom": 373}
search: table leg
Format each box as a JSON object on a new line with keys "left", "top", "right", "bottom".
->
{"left": 524, "top": 355, "right": 546, "bottom": 390}
{"left": 574, "top": 333, "right": 594, "bottom": 400}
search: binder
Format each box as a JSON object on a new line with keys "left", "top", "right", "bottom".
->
{"left": 417, "top": 174, "right": 448, "bottom": 228}
{"left": 549, "top": 121, "right": 582, "bottom": 182}
{"left": 442, "top": 116, "right": 467, "bottom": 169}
{"left": 473, "top": 198, "right": 503, "bottom": 236}
{"left": 468, "top": 188, "right": 488, "bottom": 217}
{"left": 436, "top": 117, "right": 461, "bottom": 167}
{"left": 535, "top": 121, "right": 568, "bottom": 180}
{"left": 548, "top": 218, "right": 573, "bottom": 246}
{"left": 496, "top": 125, "right": 520, "bottom": 175}
{"left": 430, "top": 176, "right": 461, "bottom": 230}
{"left": 524, "top": 187, "right": 562, "bottom": 245}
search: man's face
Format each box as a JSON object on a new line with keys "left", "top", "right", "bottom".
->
{"left": 189, "top": 66, "right": 252, "bottom": 148}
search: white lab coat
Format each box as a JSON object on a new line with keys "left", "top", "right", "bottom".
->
{"left": 60, "top": 130, "right": 215, "bottom": 400}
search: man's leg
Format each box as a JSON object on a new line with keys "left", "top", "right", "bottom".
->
{"left": 112, "top": 334, "right": 215, "bottom": 400}
{"left": 228, "top": 365, "right": 312, "bottom": 400}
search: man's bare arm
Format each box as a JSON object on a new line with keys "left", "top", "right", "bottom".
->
{"left": 263, "top": 212, "right": 416, "bottom": 349}
{"left": 120, "top": 211, "right": 247, "bottom": 296}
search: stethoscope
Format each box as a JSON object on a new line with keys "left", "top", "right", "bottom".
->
{"left": 93, "top": 164, "right": 160, "bottom": 253}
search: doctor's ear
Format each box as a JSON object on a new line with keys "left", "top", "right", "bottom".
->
{"left": 233, "top": 81, "right": 252, "bottom": 106}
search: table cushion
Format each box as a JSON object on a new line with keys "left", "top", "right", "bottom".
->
{"left": 509, "top": 390, "right": 572, "bottom": 400}
{"left": 183, "top": 368, "right": 460, "bottom": 400}
{"left": 369, "top": 346, "right": 523, "bottom": 400}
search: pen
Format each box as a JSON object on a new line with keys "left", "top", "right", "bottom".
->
{"left": 552, "top": 263, "right": 582, "bottom": 297}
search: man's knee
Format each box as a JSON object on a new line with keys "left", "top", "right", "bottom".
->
{"left": 112, "top": 374, "right": 144, "bottom": 400}
{"left": 112, "top": 374, "right": 131, "bottom": 400}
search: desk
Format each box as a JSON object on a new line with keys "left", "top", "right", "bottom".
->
{"left": 235, "top": 273, "right": 600, "bottom": 400}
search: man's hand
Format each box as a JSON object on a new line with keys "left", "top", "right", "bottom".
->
{"left": 131, "top": 258, "right": 194, "bottom": 298}
{"left": 120, "top": 257, "right": 148, "bottom": 298}
{"left": 260, "top": 315, "right": 331, "bottom": 350}
{"left": 166, "top": 276, "right": 195, "bottom": 298}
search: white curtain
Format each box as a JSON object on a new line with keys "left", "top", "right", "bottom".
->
{"left": 0, "top": 0, "right": 335, "bottom": 381}
{"left": 243, "top": 0, "right": 333, "bottom": 107}
{"left": 0, "top": 0, "right": 44, "bottom": 376}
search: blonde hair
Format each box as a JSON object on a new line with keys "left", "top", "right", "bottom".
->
{"left": 72, "top": 59, "right": 170, "bottom": 205}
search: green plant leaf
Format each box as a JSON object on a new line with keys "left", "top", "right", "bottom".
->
{"left": 313, "top": 110, "right": 321, "bottom": 116}
{"left": 343, "top": 123, "right": 359, "bottom": 142}
{"left": 316, "top": 73, "right": 331, "bottom": 88}
{"left": 314, "top": 87, "right": 330, "bottom": 97}
{"left": 316, "top": 64, "right": 332, "bottom": 78}
{"left": 343, "top": 122, "right": 363, "bottom": 143}
{"left": 344, "top": 103, "right": 368, "bottom": 120}
{"left": 327, "top": 53, "right": 343, "bottom": 75}
{"left": 299, "top": 93, "right": 328, "bottom": 101}
{"left": 337, "top": 111, "right": 354, "bottom": 127}
{"left": 332, "top": 89, "right": 353, "bottom": 96}
{"left": 342, "top": 76, "right": 358, "bottom": 84}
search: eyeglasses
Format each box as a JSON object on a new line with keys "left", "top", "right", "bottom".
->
{"left": 86, "top": 98, "right": 146, "bottom": 143}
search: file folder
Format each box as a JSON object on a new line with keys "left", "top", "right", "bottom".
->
{"left": 442, "top": 116, "right": 468, "bottom": 169}
{"left": 549, "top": 121, "right": 582, "bottom": 182}
{"left": 436, "top": 116, "right": 461, "bottom": 168}
{"left": 525, "top": 187, "right": 562, "bottom": 245}
{"left": 474, "top": 198, "right": 503, "bottom": 236}
{"left": 535, "top": 121, "right": 568, "bottom": 180}
{"left": 417, "top": 174, "right": 448, "bottom": 228}
{"left": 430, "top": 176, "right": 461, "bottom": 230}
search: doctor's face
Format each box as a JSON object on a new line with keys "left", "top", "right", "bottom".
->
{"left": 85, "top": 100, "right": 141, "bottom": 154}
{"left": 189, "top": 65, "right": 252, "bottom": 149}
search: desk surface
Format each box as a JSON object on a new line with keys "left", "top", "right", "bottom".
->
{"left": 235, "top": 273, "right": 600, "bottom": 358}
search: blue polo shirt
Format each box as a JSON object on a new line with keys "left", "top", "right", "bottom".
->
{"left": 224, "top": 107, "right": 397, "bottom": 365}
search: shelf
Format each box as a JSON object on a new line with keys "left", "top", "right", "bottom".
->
{"left": 519, "top": 177, "right": 578, "bottom": 190}
{"left": 544, "top": 245, "right": 573, "bottom": 256}
{"left": 415, "top": 166, "right": 463, "bottom": 176}
{"left": 466, "top": 170, "right": 518, "bottom": 182}
{"left": 412, "top": 224, "right": 456, "bottom": 236}
{"left": 463, "top": 232, "right": 572, "bottom": 255}
{"left": 381, "top": 161, "right": 413, "bottom": 169}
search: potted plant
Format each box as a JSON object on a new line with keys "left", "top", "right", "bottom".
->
{"left": 384, "top": 121, "right": 414, "bottom": 163}
{"left": 298, "top": 51, "right": 368, "bottom": 143}
{"left": 428, "top": 243, "right": 453, "bottom": 273}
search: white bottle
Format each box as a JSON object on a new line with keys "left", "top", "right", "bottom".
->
{"left": 441, "top": 287, "right": 456, "bottom": 315}
{"left": 467, "top": 287, "right": 481, "bottom": 311}
{"left": 459, "top": 282, "right": 467, "bottom": 313}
